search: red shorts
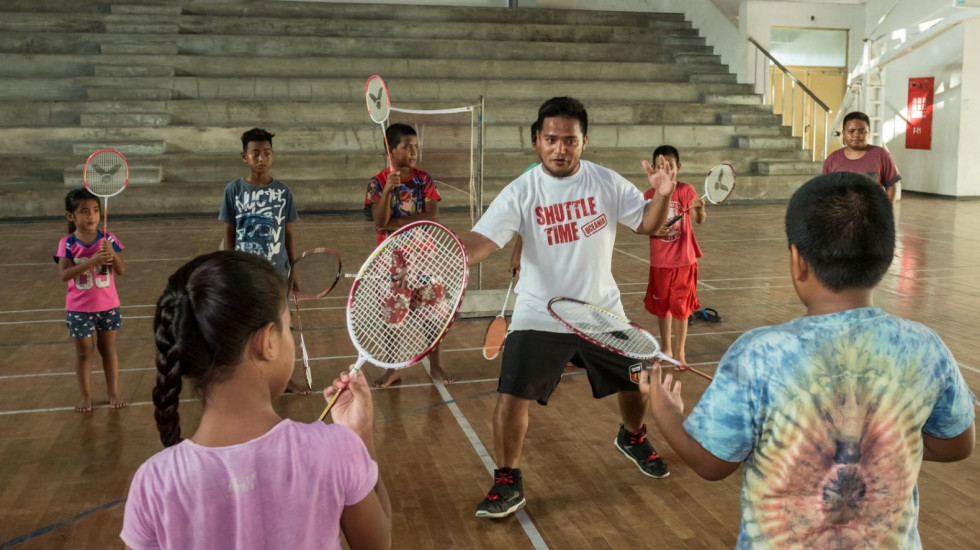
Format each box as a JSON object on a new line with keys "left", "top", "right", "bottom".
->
{"left": 643, "top": 264, "right": 700, "bottom": 319}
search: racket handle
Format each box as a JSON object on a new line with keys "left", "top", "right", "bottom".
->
{"left": 654, "top": 354, "right": 713, "bottom": 381}
{"left": 317, "top": 360, "right": 366, "bottom": 421}
{"left": 318, "top": 385, "right": 346, "bottom": 421}
{"left": 664, "top": 209, "right": 687, "bottom": 228}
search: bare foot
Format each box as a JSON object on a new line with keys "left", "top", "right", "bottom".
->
{"left": 75, "top": 398, "right": 92, "bottom": 413}
{"left": 284, "top": 379, "right": 310, "bottom": 395}
{"left": 373, "top": 370, "right": 401, "bottom": 388}
{"left": 108, "top": 395, "right": 128, "bottom": 409}
{"left": 430, "top": 365, "right": 456, "bottom": 384}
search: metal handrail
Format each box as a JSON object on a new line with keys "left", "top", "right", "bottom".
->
{"left": 747, "top": 36, "right": 832, "bottom": 161}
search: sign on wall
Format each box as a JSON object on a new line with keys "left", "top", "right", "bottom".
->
{"left": 906, "top": 77, "right": 934, "bottom": 150}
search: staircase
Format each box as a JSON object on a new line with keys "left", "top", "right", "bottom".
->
{"left": 0, "top": 0, "right": 821, "bottom": 218}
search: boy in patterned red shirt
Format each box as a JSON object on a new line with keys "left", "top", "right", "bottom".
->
{"left": 365, "top": 123, "right": 454, "bottom": 388}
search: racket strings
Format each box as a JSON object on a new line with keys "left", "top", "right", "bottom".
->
{"left": 85, "top": 152, "right": 127, "bottom": 197}
{"left": 705, "top": 165, "right": 735, "bottom": 204}
{"left": 366, "top": 77, "right": 390, "bottom": 124}
{"left": 291, "top": 250, "right": 341, "bottom": 300}
{"left": 550, "top": 300, "right": 660, "bottom": 359}
{"left": 349, "top": 225, "right": 466, "bottom": 367}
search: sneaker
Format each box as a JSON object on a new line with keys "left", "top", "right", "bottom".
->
{"left": 475, "top": 467, "right": 526, "bottom": 518}
{"left": 615, "top": 424, "right": 670, "bottom": 478}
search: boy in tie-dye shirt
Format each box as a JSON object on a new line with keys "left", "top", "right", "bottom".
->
{"left": 640, "top": 172, "right": 976, "bottom": 549}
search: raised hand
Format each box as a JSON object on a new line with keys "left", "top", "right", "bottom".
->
{"left": 641, "top": 154, "right": 677, "bottom": 198}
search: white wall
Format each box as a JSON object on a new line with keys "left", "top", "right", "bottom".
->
{"left": 957, "top": 18, "right": 980, "bottom": 197}
{"left": 865, "top": 0, "right": 974, "bottom": 197}
{"left": 740, "top": 2, "right": 865, "bottom": 90}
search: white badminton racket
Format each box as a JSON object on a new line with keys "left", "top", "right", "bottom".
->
{"left": 665, "top": 163, "right": 735, "bottom": 227}
{"left": 318, "top": 221, "right": 468, "bottom": 420}
{"left": 547, "top": 297, "right": 713, "bottom": 381}
{"left": 289, "top": 248, "right": 343, "bottom": 390}
{"left": 366, "top": 74, "right": 393, "bottom": 172}
{"left": 83, "top": 149, "right": 129, "bottom": 274}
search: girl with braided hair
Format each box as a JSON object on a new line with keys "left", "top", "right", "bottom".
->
{"left": 121, "top": 251, "right": 391, "bottom": 550}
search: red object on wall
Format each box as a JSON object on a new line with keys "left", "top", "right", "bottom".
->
{"left": 906, "top": 77, "right": 934, "bottom": 150}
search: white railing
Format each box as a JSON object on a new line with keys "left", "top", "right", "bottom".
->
{"left": 747, "top": 36, "right": 831, "bottom": 162}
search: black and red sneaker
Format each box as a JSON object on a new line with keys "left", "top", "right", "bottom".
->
{"left": 615, "top": 424, "right": 670, "bottom": 478}
{"left": 475, "top": 467, "right": 526, "bottom": 518}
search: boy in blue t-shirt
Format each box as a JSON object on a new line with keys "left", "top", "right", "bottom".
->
{"left": 641, "top": 172, "right": 975, "bottom": 549}
{"left": 219, "top": 128, "right": 305, "bottom": 394}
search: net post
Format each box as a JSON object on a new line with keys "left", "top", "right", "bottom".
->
{"left": 475, "top": 95, "right": 486, "bottom": 290}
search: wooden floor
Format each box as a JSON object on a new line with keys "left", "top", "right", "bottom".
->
{"left": 1, "top": 195, "right": 978, "bottom": 549}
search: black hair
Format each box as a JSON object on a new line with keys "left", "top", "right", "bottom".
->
{"left": 385, "top": 123, "right": 417, "bottom": 150}
{"left": 842, "top": 111, "right": 871, "bottom": 128}
{"left": 241, "top": 128, "right": 275, "bottom": 152}
{"left": 152, "top": 251, "right": 286, "bottom": 447}
{"left": 534, "top": 97, "right": 588, "bottom": 136}
{"left": 652, "top": 145, "right": 680, "bottom": 164}
{"left": 530, "top": 120, "right": 541, "bottom": 145}
{"left": 785, "top": 172, "right": 894, "bottom": 292}
{"left": 64, "top": 188, "right": 100, "bottom": 234}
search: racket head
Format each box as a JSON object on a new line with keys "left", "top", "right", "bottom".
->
{"left": 547, "top": 297, "right": 660, "bottom": 361}
{"left": 83, "top": 149, "right": 129, "bottom": 198}
{"left": 290, "top": 248, "right": 342, "bottom": 300}
{"left": 346, "top": 220, "right": 468, "bottom": 370}
{"left": 482, "top": 316, "right": 508, "bottom": 360}
{"left": 365, "top": 75, "right": 391, "bottom": 125}
{"left": 703, "top": 163, "right": 736, "bottom": 205}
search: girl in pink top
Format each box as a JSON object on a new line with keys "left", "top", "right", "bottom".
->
{"left": 122, "top": 251, "right": 391, "bottom": 550}
{"left": 54, "top": 189, "right": 127, "bottom": 412}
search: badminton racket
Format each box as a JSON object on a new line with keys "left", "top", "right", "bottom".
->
{"left": 665, "top": 163, "right": 735, "bottom": 227}
{"left": 547, "top": 297, "right": 713, "bottom": 381}
{"left": 482, "top": 269, "right": 515, "bottom": 360}
{"left": 318, "top": 221, "right": 468, "bottom": 420}
{"left": 366, "top": 74, "right": 394, "bottom": 172}
{"left": 289, "top": 248, "right": 343, "bottom": 390}
{"left": 82, "top": 149, "right": 129, "bottom": 274}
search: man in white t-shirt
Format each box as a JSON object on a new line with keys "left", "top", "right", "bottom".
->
{"left": 459, "top": 97, "right": 678, "bottom": 518}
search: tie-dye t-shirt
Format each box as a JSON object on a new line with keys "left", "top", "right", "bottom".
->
{"left": 685, "top": 307, "right": 976, "bottom": 549}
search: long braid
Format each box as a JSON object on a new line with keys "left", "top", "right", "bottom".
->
{"left": 153, "top": 291, "right": 184, "bottom": 447}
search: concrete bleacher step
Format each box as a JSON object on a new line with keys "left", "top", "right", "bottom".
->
{"left": 100, "top": 43, "right": 179, "bottom": 56}
{"left": 705, "top": 93, "right": 763, "bottom": 106}
{"left": 94, "top": 64, "right": 175, "bottom": 78}
{"left": 183, "top": 2, "right": 691, "bottom": 28}
{"left": 755, "top": 159, "right": 823, "bottom": 176}
{"left": 80, "top": 112, "right": 171, "bottom": 127}
{"left": 738, "top": 135, "right": 801, "bottom": 149}
{"left": 0, "top": 98, "right": 778, "bottom": 128}
{"left": 71, "top": 140, "right": 167, "bottom": 156}
{"left": 62, "top": 164, "right": 163, "bottom": 186}
{"left": 104, "top": 23, "right": 179, "bottom": 34}
{"left": 86, "top": 87, "right": 173, "bottom": 101}
{"left": 110, "top": 4, "right": 182, "bottom": 16}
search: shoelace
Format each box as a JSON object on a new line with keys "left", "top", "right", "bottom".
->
{"left": 629, "top": 426, "right": 661, "bottom": 463}
{"left": 485, "top": 471, "right": 515, "bottom": 501}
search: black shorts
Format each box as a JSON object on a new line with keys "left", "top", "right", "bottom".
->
{"left": 499, "top": 330, "right": 645, "bottom": 405}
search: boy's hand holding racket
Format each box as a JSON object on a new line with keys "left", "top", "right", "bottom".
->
{"left": 323, "top": 369, "right": 373, "bottom": 436}
{"left": 638, "top": 361, "right": 686, "bottom": 417}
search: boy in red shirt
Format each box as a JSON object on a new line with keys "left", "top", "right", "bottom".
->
{"left": 643, "top": 145, "right": 706, "bottom": 364}
{"left": 365, "top": 123, "right": 454, "bottom": 388}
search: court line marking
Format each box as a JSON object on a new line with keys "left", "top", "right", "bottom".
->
{"left": 0, "top": 498, "right": 127, "bottom": 550}
{"left": 423, "top": 359, "right": 550, "bottom": 550}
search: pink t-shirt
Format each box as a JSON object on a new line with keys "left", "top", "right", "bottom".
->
{"left": 644, "top": 182, "right": 703, "bottom": 268}
{"left": 53, "top": 231, "right": 124, "bottom": 312}
{"left": 121, "top": 420, "right": 378, "bottom": 550}
{"left": 821, "top": 144, "right": 901, "bottom": 188}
